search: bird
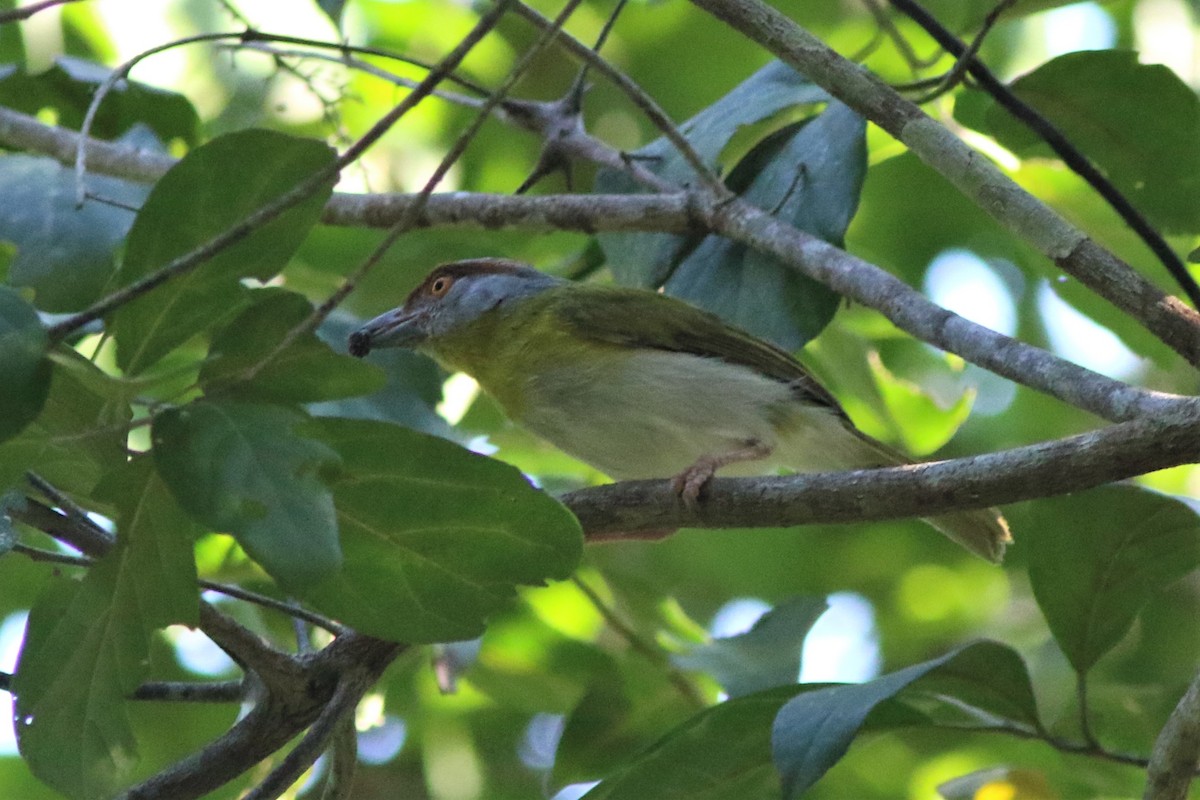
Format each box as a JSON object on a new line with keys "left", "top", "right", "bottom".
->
{"left": 349, "top": 257, "right": 1011, "bottom": 562}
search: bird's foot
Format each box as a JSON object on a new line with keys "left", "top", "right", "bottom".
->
{"left": 671, "top": 460, "right": 718, "bottom": 508}
{"left": 670, "top": 439, "right": 774, "bottom": 508}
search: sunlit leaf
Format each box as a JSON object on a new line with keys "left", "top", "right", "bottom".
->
{"left": 674, "top": 596, "right": 827, "bottom": 698}
{"left": 302, "top": 416, "right": 582, "bottom": 642}
{"left": 1028, "top": 485, "right": 1200, "bottom": 674}
{"left": 152, "top": 401, "right": 343, "bottom": 590}
{"left": 111, "top": 130, "right": 335, "bottom": 374}
{"left": 0, "top": 56, "right": 199, "bottom": 144}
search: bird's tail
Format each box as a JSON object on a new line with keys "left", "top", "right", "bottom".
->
{"left": 853, "top": 430, "right": 1012, "bottom": 563}
{"left": 925, "top": 508, "right": 1011, "bottom": 563}
{"left": 783, "top": 411, "right": 1013, "bottom": 562}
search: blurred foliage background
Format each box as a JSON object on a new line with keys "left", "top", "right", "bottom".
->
{"left": 0, "top": 0, "right": 1198, "bottom": 798}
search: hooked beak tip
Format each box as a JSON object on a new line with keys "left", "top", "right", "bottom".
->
{"left": 349, "top": 307, "right": 427, "bottom": 356}
{"left": 348, "top": 330, "right": 372, "bottom": 358}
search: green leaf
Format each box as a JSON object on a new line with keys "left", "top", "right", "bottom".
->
{"left": 13, "top": 468, "right": 199, "bottom": 799}
{"left": 0, "top": 354, "right": 128, "bottom": 494}
{"left": 583, "top": 687, "right": 796, "bottom": 800}
{"left": 584, "top": 684, "right": 930, "bottom": 800}
{"left": 111, "top": 130, "right": 336, "bottom": 374}
{"left": 1027, "top": 485, "right": 1200, "bottom": 674}
{"left": 152, "top": 401, "right": 343, "bottom": 590}
{"left": 595, "top": 61, "right": 828, "bottom": 287}
{"left": 674, "top": 596, "right": 827, "bottom": 698}
{"left": 199, "top": 289, "right": 385, "bottom": 404}
{"left": 870, "top": 352, "right": 974, "bottom": 456}
{"left": 664, "top": 103, "right": 864, "bottom": 350}
{"left": 904, "top": 640, "right": 1041, "bottom": 730}
{"left": 94, "top": 457, "right": 200, "bottom": 628}
{"left": 302, "top": 416, "right": 583, "bottom": 643}
{"left": 771, "top": 640, "right": 1035, "bottom": 798}
{"left": 0, "top": 56, "right": 199, "bottom": 144}
{"left": 0, "top": 287, "right": 50, "bottom": 443}
{"left": 0, "top": 154, "right": 148, "bottom": 312}
{"left": 308, "top": 313, "right": 451, "bottom": 437}
{"left": 982, "top": 50, "right": 1200, "bottom": 234}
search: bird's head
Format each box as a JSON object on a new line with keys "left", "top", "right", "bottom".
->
{"left": 349, "top": 258, "right": 561, "bottom": 357}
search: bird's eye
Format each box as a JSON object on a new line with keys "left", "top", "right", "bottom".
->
{"left": 429, "top": 276, "right": 453, "bottom": 297}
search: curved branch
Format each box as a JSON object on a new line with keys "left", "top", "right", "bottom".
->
{"left": 1145, "top": 668, "right": 1200, "bottom": 800}
{"left": 562, "top": 397, "right": 1200, "bottom": 538}
{"left": 686, "top": 0, "right": 1200, "bottom": 367}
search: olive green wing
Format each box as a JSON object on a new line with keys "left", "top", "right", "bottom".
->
{"left": 552, "top": 286, "right": 846, "bottom": 414}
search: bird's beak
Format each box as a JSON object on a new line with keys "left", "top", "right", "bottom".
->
{"left": 348, "top": 306, "right": 429, "bottom": 357}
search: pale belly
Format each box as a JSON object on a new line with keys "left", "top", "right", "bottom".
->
{"left": 510, "top": 350, "right": 883, "bottom": 480}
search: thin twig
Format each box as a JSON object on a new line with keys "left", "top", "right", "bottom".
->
{"left": 75, "top": 31, "right": 245, "bottom": 205}
{"left": 911, "top": 0, "right": 1015, "bottom": 104}
{"left": 510, "top": 0, "right": 726, "bottom": 195}
{"left": 950, "top": 721, "right": 1151, "bottom": 769}
{"left": 199, "top": 580, "right": 344, "bottom": 635}
{"left": 0, "top": 0, "right": 83, "bottom": 24}
{"left": 571, "top": 575, "right": 706, "bottom": 706}
{"left": 889, "top": 0, "right": 1200, "bottom": 310}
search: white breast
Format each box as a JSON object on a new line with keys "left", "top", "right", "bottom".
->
{"left": 517, "top": 350, "right": 810, "bottom": 480}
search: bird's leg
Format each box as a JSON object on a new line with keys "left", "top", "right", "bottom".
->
{"left": 671, "top": 439, "right": 773, "bottom": 506}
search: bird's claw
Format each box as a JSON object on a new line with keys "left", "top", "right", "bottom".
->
{"left": 671, "top": 460, "right": 717, "bottom": 508}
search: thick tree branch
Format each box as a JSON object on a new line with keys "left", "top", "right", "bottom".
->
{"left": 562, "top": 397, "right": 1200, "bottom": 538}
{"left": 686, "top": 0, "right": 1200, "bottom": 367}
{"left": 1145, "top": 668, "right": 1200, "bottom": 800}
{"left": 0, "top": 106, "right": 1184, "bottom": 422}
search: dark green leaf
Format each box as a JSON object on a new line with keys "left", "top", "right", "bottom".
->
{"left": 596, "top": 61, "right": 827, "bottom": 287}
{"left": 0, "top": 287, "right": 50, "bottom": 443}
{"left": 583, "top": 687, "right": 795, "bottom": 800}
{"left": 0, "top": 56, "right": 199, "bottom": 144}
{"left": 0, "top": 354, "right": 129, "bottom": 494}
{"left": 674, "top": 596, "right": 827, "bottom": 698}
{"left": 0, "top": 154, "right": 147, "bottom": 311}
{"left": 152, "top": 401, "right": 343, "bottom": 590}
{"left": 982, "top": 50, "right": 1200, "bottom": 234}
{"left": 94, "top": 457, "right": 200, "bottom": 628}
{"left": 772, "top": 640, "right": 1031, "bottom": 798}
{"left": 200, "top": 289, "right": 385, "bottom": 404}
{"left": 308, "top": 312, "right": 451, "bottom": 437}
{"left": 665, "top": 103, "right": 863, "bottom": 349}
{"left": 1028, "top": 485, "right": 1200, "bottom": 674}
{"left": 905, "top": 640, "right": 1041, "bottom": 729}
{"left": 111, "top": 130, "right": 336, "bottom": 374}
{"left": 584, "top": 684, "right": 929, "bottom": 800}
{"left": 13, "top": 468, "right": 199, "bottom": 799}
{"left": 302, "top": 416, "right": 582, "bottom": 642}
